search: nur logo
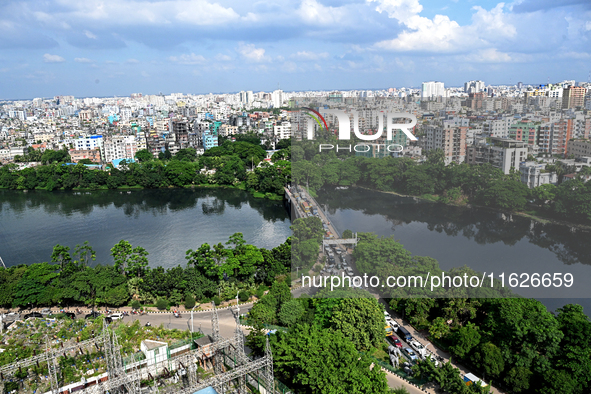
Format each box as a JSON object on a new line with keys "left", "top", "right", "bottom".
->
{"left": 302, "top": 107, "right": 418, "bottom": 142}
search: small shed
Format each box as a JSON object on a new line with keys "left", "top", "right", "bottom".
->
{"left": 193, "top": 335, "right": 215, "bottom": 358}
{"left": 141, "top": 340, "right": 168, "bottom": 366}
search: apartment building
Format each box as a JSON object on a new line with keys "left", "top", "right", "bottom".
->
{"left": 508, "top": 121, "right": 538, "bottom": 146}
{"left": 538, "top": 119, "right": 572, "bottom": 156}
{"left": 75, "top": 135, "right": 103, "bottom": 151}
{"left": 273, "top": 122, "right": 292, "bottom": 140}
{"left": 562, "top": 86, "right": 586, "bottom": 109}
{"left": 567, "top": 139, "right": 591, "bottom": 159}
{"left": 424, "top": 125, "right": 467, "bottom": 164}
{"left": 101, "top": 136, "right": 141, "bottom": 163}
{"left": 466, "top": 137, "right": 528, "bottom": 174}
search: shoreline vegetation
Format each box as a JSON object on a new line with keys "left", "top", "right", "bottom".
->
{"left": 0, "top": 233, "right": 292, "bottom": 311}
{"left": 1, "top": 138, "right": 291, "bottom": 201}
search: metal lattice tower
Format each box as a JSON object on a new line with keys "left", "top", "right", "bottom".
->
{"left": 45, "top": 336, "right": 59, "bottom": 394}
{"left": 211, "top": 302, "right": 224, "bottom": 376}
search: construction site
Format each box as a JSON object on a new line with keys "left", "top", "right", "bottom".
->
{"left": 0, "top": 303, "right": 281, "bottom": 394}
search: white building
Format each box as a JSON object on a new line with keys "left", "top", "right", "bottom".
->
{"left": 520, "top": 162, "right": 558, "bottom": 188}
{"left": 421, "top": 82, "right": 445, "bottom": 99}
{"left": 464, "top": 80, "right": 485, "bottom": 93}
{"left": 273, "top": 122, "right": 292, "bottom": 140}
{"left": 101, "top": 136, "right": 141, "bottom": 163}
{"left": 75, "top": 135, "right": 104, "bottom": 151}
{"left": 272, "top": 90, "right": 284, "bottom": 108}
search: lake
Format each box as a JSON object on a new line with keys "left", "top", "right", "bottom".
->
{"left": 316, "top": 187, "right": 591, "bottom": 313}
{"left": 0, "top": 188, "right": 291, "bottom": 269}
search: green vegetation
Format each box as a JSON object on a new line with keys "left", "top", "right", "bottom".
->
{"left": 0, "top": 140, "right": 291, "bottom": 200}
{"left": 292, "top": 142, "right": 591, "bottom": 224}
{"left": 0, "top": 233, "right": 291, "bottom": 309}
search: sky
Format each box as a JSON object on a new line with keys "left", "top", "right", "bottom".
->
{"left": 0, "top": 0, "right": 590, "bottom": 99}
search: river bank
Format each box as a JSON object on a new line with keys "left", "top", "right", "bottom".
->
{"left": 0, "top": 182, "right": 284, "bottom": 201}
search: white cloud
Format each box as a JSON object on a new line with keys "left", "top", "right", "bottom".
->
{"left": 236, "top": 43, "right": 267, "bottom": 62}
{"left": 371, "top": 1, "right": 519, "bottom": 54}
{"left": 291, "top": 51, "right": 330, "bottom": 61}
{"left": 43, "top": 53, "right": 65, "bottom": 63}
{"left": 215, "top": 54, "right": 232, "bottom": 61}
{"left": 48, "top": 0, "right": 240, "bottom": 27}
{"left": 126, "top": 58, "right": 139, "bottom": 64}
{"left": 297, "top": 0, "right": 345, "bottom": 25}
{"left": 84, "top": 30, "right": 97, "bottom": 39}
{"left": 169, "top": 53, "right": 207, "bottom": 65}
{"left": 74, "top": 57, "right": 92, "bottom": 63}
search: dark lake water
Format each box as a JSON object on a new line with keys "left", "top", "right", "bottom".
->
{"left": 0, "top": 188, "right": 291, "bottom": 269}
{"left": 316, "top": 187, "right": 591, "bottom": 314}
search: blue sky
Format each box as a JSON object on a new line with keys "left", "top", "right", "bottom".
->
{"left": 0, "top": 0, "right": 590, "bottom": 99}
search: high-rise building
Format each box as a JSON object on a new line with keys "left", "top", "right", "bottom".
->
{"left": 464, "top": 80, "right": 485, "bottom": 93}
{"left": 538, "top": 119, "right": 573, "bottom": 156}
{"left": 101, "top": 136, "right": 141, "bottom": 163}
{"left": 562, "top": 86, "right": 586, "bottom": 109}
{"left": 508, "top": 121, "right": 538, "bottom": 146}
{"left": 424, "top": 125, "right": 467, "bottom": 164}
{"left": 421, "top": 82, "right": 445, "bottom": 99}
{"left": 272, "top": 90, "right": 283, "bottom": 108}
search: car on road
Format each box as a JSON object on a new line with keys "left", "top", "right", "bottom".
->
{"left": 404, "top": 347, "right": 418, "bottom": 362}
{"left": 387, "top": 335, "right": 403, "bottom": 348}
{"left": 40, "top": 308, "right": 53, "bottom": 316}
{"left": 24, "top": 312, "right": 43, "bottom": 319}
{"left": 108, "top": 313, "right": 124, "bottom": 320}
{"left": 85, "top": 311, "right": 102, "bottom": 319}
{"left": 390, "top": 320, "right": 400, "bottom": 331}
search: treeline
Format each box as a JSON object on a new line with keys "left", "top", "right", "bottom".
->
{"left": 292, "top": 146, "right": 591, "bottom": 224}
{"left": 0, "top": 233, "right": 291, "bottom": 309}
{"left": 1, "top": 140, "right": 291, "bottom": 198}
{"left": 350, "top": 233, "right": 591, "bottom": 393}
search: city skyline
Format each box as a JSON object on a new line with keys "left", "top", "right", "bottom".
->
{"left": 0, "top": 0, "right": 590, "bottom": 99}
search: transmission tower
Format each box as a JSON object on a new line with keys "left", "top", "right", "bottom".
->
{"left": 45, "top": 336, "right": 59, "bottom": 394}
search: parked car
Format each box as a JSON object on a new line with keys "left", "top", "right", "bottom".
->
{"left": 108, "top": 313, "right": 124, "bottom": 320}
{"left": 24, "top": 312, "right": 43, "bottom": 319}
{"left": 40, "top": 308, "right": 52, "bottom": 316}
{"left": 404, "top": 348, "right": 418, "bottom": 362}
{"left": 397, "top": 326, "right": 412, "bottom": 342}
{"left": 85, "top": 311, "right": 102, "bottom": 319}
{"left": 387, "top": 335, "right": 403, "bottom": 349}
{"left": 390, "top": 320, "right": 400, "bottom": 331}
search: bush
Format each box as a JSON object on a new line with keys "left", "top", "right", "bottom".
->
{"left": 184, "top": 294, "right": 196, "bottom": 309}
{"left": 238, "top": 290, "right": 250, "bottom": 302}
{"left": 255, "top": 289, "right": 265, "bottom": 299}
{"left": 131, "top": 300, "right": 141, "bottom": 310}
{"left": 212, "top": 296, "right": 222, "bottom": 306}
{"left": 156, "top": 299, "right": 168, "bottom": 310}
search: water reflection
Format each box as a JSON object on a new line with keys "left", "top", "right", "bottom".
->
{"left": 316, "top": 187, "right": 591, "bottom": 266}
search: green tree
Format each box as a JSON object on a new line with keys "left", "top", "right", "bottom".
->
{"left": 111, "top": 240, "right": 133, "bottom": 275}
{"left": 449, "top": 323, "right": 481, "bottom": 359}
{"left": 51, "top": 244, "right": 72, "bottom": 271}
{"left": 74, "top": 241, "right": 96, "bottom": 267}
{"left": 135, "top": 149, "right": 153, "bottom": 162}
{"left": 429, "top": 317, "right": 450, "bottom": 340}
{"left": 278, "top": 299, "right": 305, "bottom": 327}
{"left": 272, "top": 325, "right": 390, "bottom": 394}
